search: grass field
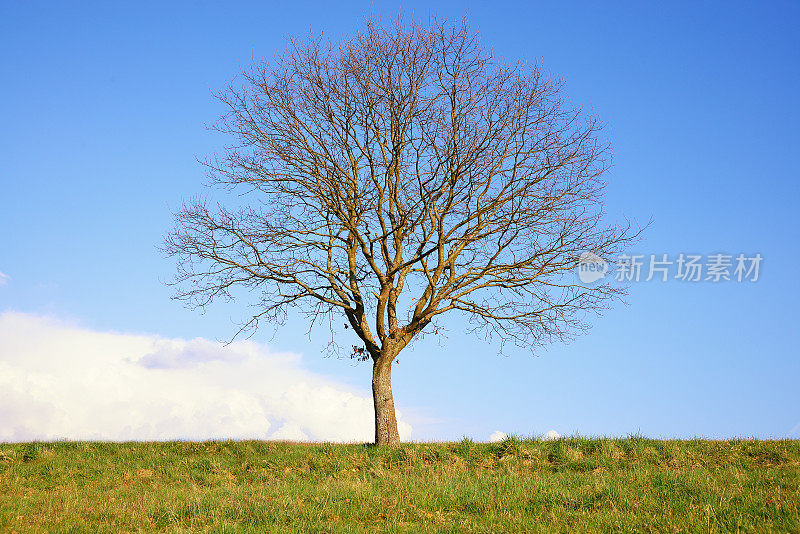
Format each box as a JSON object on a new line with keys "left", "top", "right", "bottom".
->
{"left": 1, "top": 437, "right": 798, "bottom": 532}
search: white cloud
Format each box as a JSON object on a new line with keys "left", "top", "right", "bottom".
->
{"left": 488, "top": 430, "right": 507, "bottom": 443}
{"left": 269, "top": 422, "right": 309, "bottom": 441}
{"left": 0, "top": 312, "right": 411, "bottom": 442}
{"left": 0, "top": 272, "right": 8, "bottom": 287}
{"left": 544, "top": 429, "right": 561, "bottom": 440}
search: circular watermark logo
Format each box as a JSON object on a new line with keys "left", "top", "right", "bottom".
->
{"left": 576, "top": 252, "right": 608, "bottom": 283}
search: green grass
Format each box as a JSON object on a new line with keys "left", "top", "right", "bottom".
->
{"left": 1, "top": 437, "right": 798, "bottom": 532}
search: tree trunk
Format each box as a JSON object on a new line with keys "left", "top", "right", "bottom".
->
{"left": 372, "top": 357, "right": 400, "bottom": 446}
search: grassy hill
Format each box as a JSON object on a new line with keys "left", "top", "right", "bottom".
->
{"left": 1, "top": 437, "right": 798, "bottom": 532}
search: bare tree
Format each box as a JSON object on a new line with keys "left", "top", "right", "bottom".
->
{"left": 165, "top": 17, "right": 637, "bottom": 445}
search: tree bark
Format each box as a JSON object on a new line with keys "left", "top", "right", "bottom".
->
{"left": 372, "top": 356, "right": 400, "bottom": 446}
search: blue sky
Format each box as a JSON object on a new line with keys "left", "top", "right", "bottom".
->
{"left": 1, "top": 1, "right": 798, "bottom": 441}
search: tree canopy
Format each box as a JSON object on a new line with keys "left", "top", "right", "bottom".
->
{"left": 166, "top": 17, "right": 637, "bottom": 444}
